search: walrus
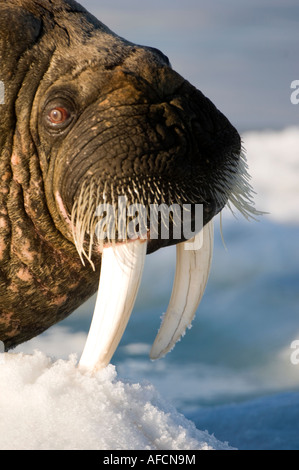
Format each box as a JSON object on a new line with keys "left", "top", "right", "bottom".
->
{"left": 0, "top": 0, "right": 258, "bottom": 370}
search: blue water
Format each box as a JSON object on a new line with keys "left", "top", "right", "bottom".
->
{"left": 189, "top": 391, "right": 299, "bottom": 450}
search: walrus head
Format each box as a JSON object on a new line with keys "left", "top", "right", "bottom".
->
{"left": 0, "top": 0, "right": 258, "bottom": 369}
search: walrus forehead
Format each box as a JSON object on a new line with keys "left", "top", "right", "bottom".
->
{"left": 37, "top": 45, "right": 172, "bottom": 110}
{"left": 30, "top": 0, "right": 170, "bottom": 85}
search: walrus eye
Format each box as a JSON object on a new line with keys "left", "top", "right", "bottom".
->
{"left": 42, "top": 97, "right": 76, "bottom": 133}
{"left": 47, "top": 106, "right": 71, "bottom": 128}
{"left": 48, "top": 107, "right": 69, "bottom": 125}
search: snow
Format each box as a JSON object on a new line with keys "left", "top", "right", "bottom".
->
{"left": 0, "top": 351, "right": 232, "bottom": 450}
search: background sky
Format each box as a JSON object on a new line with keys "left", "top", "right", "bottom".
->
{"left": 80, "top": 0, "right": 299, "bottom": 131}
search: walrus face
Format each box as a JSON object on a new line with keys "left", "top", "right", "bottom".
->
{"left": 35, "top": 47, "right": 241, "bottom": 255}
{"left": 0, "top": 0, "right": 258, "bottom": 368}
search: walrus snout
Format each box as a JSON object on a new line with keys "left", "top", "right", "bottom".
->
{"left": 48, "top": 55, "right": 241, "bottom": 253}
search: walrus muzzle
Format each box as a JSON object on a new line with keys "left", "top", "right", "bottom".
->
{"left": 0, "top": 0, "right": 259, "bottom": 369}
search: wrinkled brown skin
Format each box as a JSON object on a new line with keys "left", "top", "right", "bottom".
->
{"left": 0, "top": 0, "right": 241, "bottom": 349}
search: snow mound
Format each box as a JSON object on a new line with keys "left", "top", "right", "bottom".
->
{"left": 0, "top": 351, "right": 232, "bottom": 450}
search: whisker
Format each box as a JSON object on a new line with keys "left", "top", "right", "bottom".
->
{"left": 70, "top": 159, "right": 261, "bottom": 270}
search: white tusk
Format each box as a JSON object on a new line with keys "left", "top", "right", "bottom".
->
{"left": 79, "top": 240, "right": 147, "bottom": 372}
{"left": 150, "top": 221, "right": 214, "bottom": 360}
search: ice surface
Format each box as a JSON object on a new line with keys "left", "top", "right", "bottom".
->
{"left": 0, "top": 351, "right": 232, "bottom": 450}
